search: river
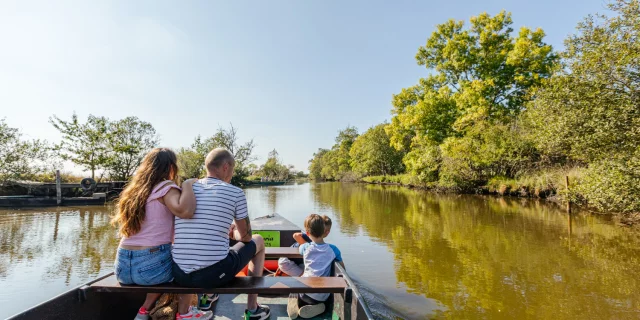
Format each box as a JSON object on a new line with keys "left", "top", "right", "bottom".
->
{"left": 1, "top": 182, "right": 639, "bottom": 319}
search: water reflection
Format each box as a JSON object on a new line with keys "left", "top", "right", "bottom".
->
{"left": 0, "top": 206, "right": 118, "bottom": 318}
{"left": 312, "top": 183, "right": 640, "bottom": 319}
{"left": 1, "top": 184, "right": 639, "bottom": 319}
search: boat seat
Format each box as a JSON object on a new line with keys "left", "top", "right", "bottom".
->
{"left": 89, "top": 275, "right": 347, "bottom": 294}
{"left": 264, "top": 247, "right": 302, "bottom": 259}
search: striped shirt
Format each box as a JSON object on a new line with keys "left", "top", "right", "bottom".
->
{"left": 172, "top": 177, "right": 248, "bottom": 273}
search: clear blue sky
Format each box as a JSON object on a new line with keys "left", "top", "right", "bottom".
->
{"left": 0, "top": 0, "right": 609, "bottom": 174}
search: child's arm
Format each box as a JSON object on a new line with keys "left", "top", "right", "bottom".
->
{"left": 163, "top": 179, "right": 198, "bottom": 219}
{"left": 331, "top": 244, "right": 345, "bottom": 270}
{"left": 293, "top": 232, "right": 308, "bottom": 245}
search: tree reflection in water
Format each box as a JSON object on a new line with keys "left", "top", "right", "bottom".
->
{"left": 0, "top": 207, "right": 119, "bottom": 284}
{"left": 313, "top": 183, "right": 640, "bottom": 319}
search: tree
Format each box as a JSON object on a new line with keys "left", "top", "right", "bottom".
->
{"left": 386, "top": 11, "right": 557, "bottom": 183}
{"left": 524, "top": 0, "right": 640, "bottom": 214}
{"left": 178, "top": 124, "right": 256, "bottom": 186}
{"left": 50, "top": 113, "right": 110, "bottom": 179}
{"left": 334, "top": 126, "right": 359, "bottom": 175}
{"left": 195, "top": 124, "right": 256, "bottom": 165}
{"left": 349, "top": 124, "right": 404, "bottom": 176}
{"left": 258, "top": 149, "right": 291, "bottom": 180}
{"left": 104, "top": 117, "right": 158, "bottom": 181}
{"left": 525, "top": 0, "right": 639, "bottom": 163}
{"left": 308, "top": 148, "right": 329, "bottom": 180}
{"left": 177, "top": 147, "right": 204, "bottom": 180}
{"left": 0, "top": 119, "right": 54, "bottom": 185}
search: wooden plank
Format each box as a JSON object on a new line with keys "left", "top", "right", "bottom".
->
{"left": 265, "top": 247, "right": 301, "bottom": 258}
{"left": 90, "top": 275, "right": 346, "bottom": 294}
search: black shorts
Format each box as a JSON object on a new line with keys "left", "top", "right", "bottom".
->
{"left": 172, "top": 240, "right": 257, "bottom": 288}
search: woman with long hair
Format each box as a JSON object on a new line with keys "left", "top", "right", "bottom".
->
{"left": 111, "top": 148, "right": 212, "bottom": 320}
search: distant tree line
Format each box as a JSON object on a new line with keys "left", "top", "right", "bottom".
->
{"left": 309, "top": 0, "right": 640, "bottom": 218}
{"left": 0, "top": 114, "right": 158, "bottom": 184}
{"left": 1, "top": 115, "right": 299, "bottom": 187}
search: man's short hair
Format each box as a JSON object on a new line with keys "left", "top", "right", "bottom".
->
{"left": 205, "top": 148, "right": 235, "bottom": 172}
{"left": 304, "top": 214, "right": 325, "bottom": 238}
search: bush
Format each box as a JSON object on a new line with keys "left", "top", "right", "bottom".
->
{"left": 575, "top": 154, "right": 640, "bottom": 214}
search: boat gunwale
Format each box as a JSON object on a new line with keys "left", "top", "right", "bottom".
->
{"left": 7, "top": 214, "right": 375, "bottom": 320}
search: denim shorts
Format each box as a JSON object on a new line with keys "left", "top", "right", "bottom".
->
{"left": 115, "top": 243, "right": 173, "bottom": 285}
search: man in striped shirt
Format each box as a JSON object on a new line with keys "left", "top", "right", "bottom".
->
{"left": 172, "top": 148, "right": 270, "bottom": 320}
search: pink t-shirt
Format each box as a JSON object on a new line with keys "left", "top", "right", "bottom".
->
{"left": 120, "top": 181, "right": 180, "bottom": 247}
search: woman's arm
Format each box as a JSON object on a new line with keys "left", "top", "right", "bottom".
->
{"left": 163, "top": 179, "right": 198, "bottom": 219}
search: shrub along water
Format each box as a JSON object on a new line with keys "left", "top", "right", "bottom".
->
{"left": 309, "top": 1, "right": 640, "bottom": 223}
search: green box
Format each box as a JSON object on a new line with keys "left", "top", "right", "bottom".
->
{"left": 252, "top": 231, "right": 280, "bottom": 247}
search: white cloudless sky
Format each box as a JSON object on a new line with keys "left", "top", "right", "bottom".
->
{"left": 0, "top": 0, "right": 609, "bottom": 174}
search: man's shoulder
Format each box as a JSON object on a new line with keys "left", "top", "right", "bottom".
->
{"left": 194, "top": 179, "right": 243, "bottom": 194}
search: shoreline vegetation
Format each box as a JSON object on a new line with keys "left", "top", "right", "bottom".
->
{"left": 1, "top": 117, "right": 307, "bottom": 195}
{"left": 308, "top": 1, "right": 640, "bottom": 226}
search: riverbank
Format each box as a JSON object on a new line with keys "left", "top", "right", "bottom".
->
{"left": 338, "top": 173, "right": 640, "bottom": 227}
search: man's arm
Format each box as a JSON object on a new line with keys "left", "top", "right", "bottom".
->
{"left": 233, "top": 217, "right": 253, "bottom": 242}
{"left": 233, "top": 189, "right": 252, "bottom": 242}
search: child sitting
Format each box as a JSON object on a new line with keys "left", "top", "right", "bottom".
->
{"left": 287, "top": 214, "right": 344, "bottom": 319}
{"left": 278, "top": 215, "right": 333, "bottom": 277}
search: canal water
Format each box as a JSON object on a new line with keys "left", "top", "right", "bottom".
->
{"left": 1, "top": 182, "right": 639, "bottom": 319}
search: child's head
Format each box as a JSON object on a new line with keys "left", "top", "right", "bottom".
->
{"left": 304, "top": 214, "right": 325, "bottom": 239}
{"left": 322, "top": 215, "right": 332, "bottom": 237}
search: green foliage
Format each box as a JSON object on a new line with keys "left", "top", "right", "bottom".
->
{"left": 402, "top": 142, "right": 441, "bottom": 183}
{"left": 385, "top": 11, "right": 557, "bottom": 189}
{"left": 349, "top": 124, "right": 404, "bottom": 176}
{"left": 177, "top": 147, "right": 204, "bottom": 180}
{"left": 523, "top": 0, "right": 640, "bottom": 212}
{"left": 256, "top": 149, "right": 293, "bottom": 181}
{"left": 308, "top": 126, "right": 359, "bottom": 181}
{"left": 306, "top": 3, "right": 640, "bottom": 217}
{"left": 50, "top": 114, "right": 158, "bottom": 181}
{"left": 50, "top": 113, "right": 110, "bottom": 179}
{"left": 177, "top": 124, "right": 256, "bottom": 186}
{"left": 575, "top": 152, "right": 640, "bottom": 214}
{"left": 308, "top": 148, "right": 329, "bottom": 180}
{"left": 525, "top": 0, "right": 640, "bottom": 163}
{"left": 387, "top": 11, "right": 557, "bottom": 148}
{"left": 0, "top": 119, "right": 55, "bottom": 184}
{"left": 439, "top": 122, "right": 538, "bottom": 188}
{"left": 361, "top": 174, "right": 423, "bottom": 186}
{"left": 104, "top": 117, "right": 158, "bottom": 181}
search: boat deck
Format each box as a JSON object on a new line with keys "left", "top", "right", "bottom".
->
{"left": 211, "top": 294, "right": 333, "bottom": 320}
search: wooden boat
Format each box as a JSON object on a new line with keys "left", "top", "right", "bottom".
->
{"left": 7, "top": 214, "right": 374, "bottom": 320}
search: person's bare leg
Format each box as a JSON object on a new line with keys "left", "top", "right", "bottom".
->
{"left": 142, "top": 293, "right": 162, "bottom": 310}
{"left": 177, "top": 294, "right": 195, "bottom": 314}
{"left": 247, "top": 234, "right": 265, "bottom": 310}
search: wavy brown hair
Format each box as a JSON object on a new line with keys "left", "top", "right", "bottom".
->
{"left": 111, "top": 148, "right": 178, "bottom": 237}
